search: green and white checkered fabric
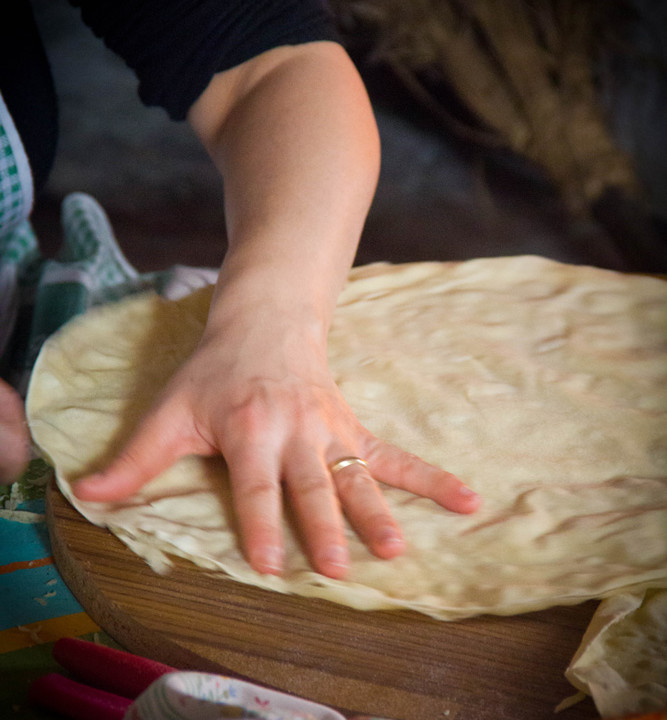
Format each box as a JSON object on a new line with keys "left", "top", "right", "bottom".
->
{"left": 2, "top": 191, "right": 218, "bottom": 394}
{"left": 7, "top": 193, "right": 155, "bottom": 393}
{"left": 0, "top": 123, "right": 25, "bottom": 231}
{"left": 0, "top": 94, "right": 218, "bottom": 393}
{"left": 0, "top": 219, "right": 40, "bottom": 269}
{"left": 0, "top": 92, "right": 33, "bottom": 237}
{"left": 0, "top": 221, "right": 40, "bottom": 360}
{"left": 50, "top": 191, "right": 147, "bottom": 303}
{"left": 1, "top": 90, "right": 38, "bottom": 367}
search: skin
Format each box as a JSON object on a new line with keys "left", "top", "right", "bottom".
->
{"left": 0, "top": 377, "right": 29, "bottom": 482}
{"left": 2, "top": 41, "right": 481, "bottom": 576}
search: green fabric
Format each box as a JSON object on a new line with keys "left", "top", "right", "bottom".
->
{"left": 2, "top": 192, "right": 158, "bottom": 393}
{"left": 0, "top": 123, "right": 28, "bottom": 233}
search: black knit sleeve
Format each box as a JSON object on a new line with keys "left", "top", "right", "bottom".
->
{"left": 69, "top": 0, "right": 340, "bottom": 121}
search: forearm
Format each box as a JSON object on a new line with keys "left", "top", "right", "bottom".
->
{"left": 71, "top": 35, "right": 478, "bottom": 581}
{"left": 187, "top": 41, "right": 380, "bottom": 337}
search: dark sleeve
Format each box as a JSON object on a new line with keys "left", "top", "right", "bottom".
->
{"left": 70, "top": 0, "right": 341, "bottom": 121}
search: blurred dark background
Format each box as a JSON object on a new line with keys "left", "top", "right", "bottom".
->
{"left": 30, "top": 0, "right": 667, "bottom": 274}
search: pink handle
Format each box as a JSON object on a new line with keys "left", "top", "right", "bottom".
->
{"left": 29, "top": 673, "right": 132, "bottom": 720}
{"left": 53, "top": 637, "right": 175, "bottom": 698}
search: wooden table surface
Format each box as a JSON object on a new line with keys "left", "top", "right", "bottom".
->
{"left": 47, "top": 478, "right": 600, "bottom": 720}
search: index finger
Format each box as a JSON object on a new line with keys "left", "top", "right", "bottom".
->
{"left": 282, "top": 449, "right": 349, "bottom": 579}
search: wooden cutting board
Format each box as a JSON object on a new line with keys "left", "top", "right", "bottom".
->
{"left": 47, "top": 478, "right": 599, "bottom": 720}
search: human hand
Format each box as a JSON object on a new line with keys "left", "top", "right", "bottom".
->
{"left": 0, "top": 378, "right": 30, "bottom": 482}
{"left": 72, "top": 303, "right": 481, "bottom": 580}
{"left": 73, "top": 42, "right": 483, "bottom": 579}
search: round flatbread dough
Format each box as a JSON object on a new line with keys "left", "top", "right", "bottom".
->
{"left": 26, "top": 256, "right": 667, "bottom": 620}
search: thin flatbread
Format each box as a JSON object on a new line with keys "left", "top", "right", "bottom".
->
{"left": 26, "top": 256, "right": 667, "bottom": 620}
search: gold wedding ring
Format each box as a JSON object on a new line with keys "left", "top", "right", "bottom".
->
{"left": 328, "top": 456, "right": 369, "bottom": 475}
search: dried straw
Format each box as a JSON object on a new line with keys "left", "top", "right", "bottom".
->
{"left": 332, "top": 0, "right": 642, "bottom": 217}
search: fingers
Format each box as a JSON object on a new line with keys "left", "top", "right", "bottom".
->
{"left": 368, "top": 441, "right": 481, "bottom": 514}
{"left": 232, "top": 433, "right": 478, "bottom": 579}
{"left": 329, "top": 459, "right": 405, "bottom": 560}
{"left": 73, "top": 405, "right": 202, "bottom": 502}
{"left": 227, "top": 449, "right": 285, "bottom": 577}
{"left": 66, "top": 363, "right": 479, "bottom": 581}
{"left": 234, "top": 446, "right": 410, "bottom": 579}
{"left": 282, "top": 449, "right": 349, "bottom": 578}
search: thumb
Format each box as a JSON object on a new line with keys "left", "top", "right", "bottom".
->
{"left": 73, "top": 410, "right": 195, "bottom": 502}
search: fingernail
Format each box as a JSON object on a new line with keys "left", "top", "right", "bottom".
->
{"left": 379, "top": 532, "right": 405, "bottom": 546}
{"left": 256, "top": 545, "right": 283, "bottom": 574}
{"left": 320, "top": 545, "right": 348, "bottom": 569}
{"left": 377, "top": 527, "right": 403, "bottom": 546}
{"left": 459, "top": 485, "right": 479, "bottom": 498}
{"left": 375, "top": 528, "right": 405, "bottom": 559}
